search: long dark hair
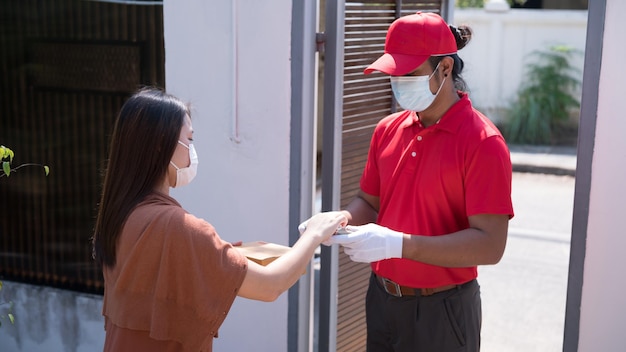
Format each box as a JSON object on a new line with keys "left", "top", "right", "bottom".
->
{"left": 93, "top": 87, "right": 190, "bottom": 268}
{"left": 429, "top": 24, "right": 473, "bottom": 91}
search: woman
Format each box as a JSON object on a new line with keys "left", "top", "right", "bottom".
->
{"left": 92, "top": 88, "right": 346, "bottom": 351}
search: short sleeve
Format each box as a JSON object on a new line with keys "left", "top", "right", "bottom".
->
{"left": 103, "top": 201, "right": 248, "bottom": 352}
{"left": 465, "top": 135, "right": 514, "bottom": 218}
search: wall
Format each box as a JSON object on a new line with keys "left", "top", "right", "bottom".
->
{"left": 0, "top": 1, "right": 297, "bottom": 351}
{"left": 577, "top": 0, "right": 626, "bottom": 350}
{"left": 163, "top": 0, "right": 294, "bottom": 351}
{"left": 0, "top": 281, "right": 104, "bottom": 352}
{"left": 453, "top": 8, "right": 587, "bottom": 124}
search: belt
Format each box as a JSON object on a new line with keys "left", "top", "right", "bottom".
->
{"left": 375, "top": 274, "right": 463, "bottom": 297}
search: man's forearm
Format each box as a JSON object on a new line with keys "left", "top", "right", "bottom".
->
{"left": 344, "top": 195, "right": 378, "bottom": 225}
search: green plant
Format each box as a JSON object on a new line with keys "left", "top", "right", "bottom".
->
{"left": 0, "top": 145, "right": 49, "bottom": 327}
{"left": 504, "top": 45, "right": 581, "bottom": 145}
{"left": 1, "top": 145, "right": 50, "bottom": 177}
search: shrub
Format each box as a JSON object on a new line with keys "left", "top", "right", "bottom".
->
{"left": 504, "top": 45, "right": 582, "bottom": 145}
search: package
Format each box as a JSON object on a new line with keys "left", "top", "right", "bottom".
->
{"left": 234, "top": 241, "right": 292, "bottom": 266}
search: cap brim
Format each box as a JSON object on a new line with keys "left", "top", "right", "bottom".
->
{"left": 364, "top": 52, "right": 430, "bottom": 76}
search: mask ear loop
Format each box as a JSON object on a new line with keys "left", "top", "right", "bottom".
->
{"left": 428, "top": 61, "right": 446, "bottom": 97}
{"left": 428, "top": 62, "right": 441, "bottom": 80}
{"left": 170, "top": 140, "right": 190, "bottom": 171}
{"left": 429, "top": 62, "right": 448, "bottom": 95}
{"left": 433, "top": 76, "right": 446, "bottom": 97}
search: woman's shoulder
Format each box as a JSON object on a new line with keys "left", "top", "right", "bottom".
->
{"left": 124, "top": 195, "right": 223, "bottom": 257}
{"left": 127, "top": 192, "right": 225, "bottom": 244}
{"left": 139, "top": 191, "right": 182, "bottom": 208}
{"left": 129, "top": 193, "right": 184, "bottom": 223}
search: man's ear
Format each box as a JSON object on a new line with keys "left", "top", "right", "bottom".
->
{"left": 441, "top": 56, "right": 454, "bottom": 77}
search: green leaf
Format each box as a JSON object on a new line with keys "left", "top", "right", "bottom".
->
{"left": 0, "top": 280, "right": 3, "bottom": 290}
{"left": 44, "top": 165, "right": 50, "bottom": 176}
{"left": 3, "top": 161, "right": 10, "bottom": 177}
{"left": 8, "top": 313, "right": 14, "bottom": 324}
{"left": 0, "top": 146, "right": 14, "bottom": 162}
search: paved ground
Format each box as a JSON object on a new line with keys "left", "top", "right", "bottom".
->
{"left": 481, "top": 171, "right": 575, "bottom": 352}
{"left": 509, "top": 144, "right": 577, "bottom": 176}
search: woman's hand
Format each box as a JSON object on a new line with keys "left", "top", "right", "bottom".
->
{"left": 300, "top": 211, "right": 347, "bottom": 243}
{"left": 238, "top": 211, "right": 347, "bottom": 302}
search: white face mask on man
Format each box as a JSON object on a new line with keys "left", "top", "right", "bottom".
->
{"left": 170, "top": 140, "right": 198, "bottom": 188}
{"left": 390, "top": 63, "right": 445, "bottom": 112}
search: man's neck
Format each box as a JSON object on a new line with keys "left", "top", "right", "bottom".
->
{"left": 417, "top": 90, "right": 460, "bottom": 127}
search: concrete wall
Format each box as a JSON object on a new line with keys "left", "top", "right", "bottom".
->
{"left": 0, "top": 281, "right": 104, "bottom": 352}
{"left": 454, "top": 8, "right": 587, "bottom": 124}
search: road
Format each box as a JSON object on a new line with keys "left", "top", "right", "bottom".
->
{"left": 480, "top": 172, "right": 576, "bottom": 352}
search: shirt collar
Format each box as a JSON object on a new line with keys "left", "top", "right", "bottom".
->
{"left": 400, "top": 92, "right": 471, "bottom": 134}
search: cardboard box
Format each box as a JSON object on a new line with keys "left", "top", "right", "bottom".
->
{"left": 234, "top": 241, "right": 292, "bottom": 266}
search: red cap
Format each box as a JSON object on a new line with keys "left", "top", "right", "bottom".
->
{"left": 365, "top": 12, "right": 457, "bottom": 76}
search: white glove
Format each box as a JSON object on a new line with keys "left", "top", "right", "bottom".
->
{"left": 298, "top": 220, "right": 308, "bottom": 235}
{"left": 325, "top": 223, "right": 404, "bottom": 263}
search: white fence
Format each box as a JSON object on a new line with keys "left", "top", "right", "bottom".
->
{"left": 453, "top": 8, "right": 588, "bottom": 124}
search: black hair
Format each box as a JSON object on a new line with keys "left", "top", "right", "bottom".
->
{"left": 93, "top": 87, "right": 190, "bottom": 268}
{"left": 429, "top": 24, "right": 473, "bottom": 91}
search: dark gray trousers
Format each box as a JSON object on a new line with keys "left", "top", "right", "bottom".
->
{"left": 366, "top": 273, "right": 482, "bottom": 352}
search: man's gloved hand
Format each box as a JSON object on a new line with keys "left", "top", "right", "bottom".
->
{"left": 299, "top": 219, "right": 350, "bottom": 246}
{"left": 324, "top": 223, "right": 404, "bottom": 263}
{"left": 298, "top": 220, "right": 308, "bottom": 235}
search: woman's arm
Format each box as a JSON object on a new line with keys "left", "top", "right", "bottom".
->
{"left": 237, "top": 211, "right": 346, "bottom": 302}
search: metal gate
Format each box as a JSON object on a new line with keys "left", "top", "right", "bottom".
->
{"left": 320, "top": 1, "right": 448, "bottom": 351}
{"left": 0, "top": 0, "right": 165, "bottom": 294}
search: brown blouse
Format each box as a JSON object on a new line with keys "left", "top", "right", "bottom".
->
{"left": 102, "top": 192, "right": 248, "bottom": 351}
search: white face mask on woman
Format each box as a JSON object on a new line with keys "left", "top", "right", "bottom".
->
{"left": 390, "top": 63, "right": 445, "bottom": 112}
{"left": 169, "top": 140, "right": 198, "bottom": 188}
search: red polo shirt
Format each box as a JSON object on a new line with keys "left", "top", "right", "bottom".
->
{"left": 360, "top": 92, "right": 514, "bottom": 288}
